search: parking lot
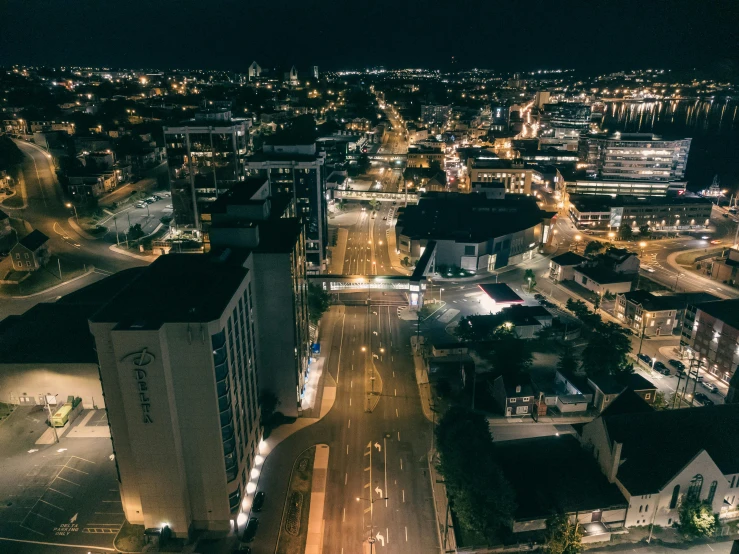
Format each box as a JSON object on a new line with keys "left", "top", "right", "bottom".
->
{"left": 99, "top": 192, "right": 173, "bottom": 246}
{"left": 0, "top": 406, "right": 122, "bottom": 553}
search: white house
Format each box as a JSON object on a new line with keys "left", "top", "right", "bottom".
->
{"left": 580, "top": 404, "right": 739, "bottom": 528}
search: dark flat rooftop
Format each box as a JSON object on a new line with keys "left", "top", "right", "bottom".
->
{"left": 91, "top": 254, "right": 247, "bottom": 328}
{"left": 696, "top": 299, "right": 739, "bottom": 331}
{"left": 494, "top": 435, "right": 627, "bottom": 521}
{"left": 478, "top": 283, "right": 523, "bottom": 304}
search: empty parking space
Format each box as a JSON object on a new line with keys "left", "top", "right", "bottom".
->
{"left": 0, "top": 407, "right": 122, "bottom": 550}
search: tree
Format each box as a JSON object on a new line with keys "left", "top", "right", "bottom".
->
{"left": 556, "top": 344, "right": 579, "bottom": 375}
{"left": 565, "top": 298, "right": 601, "bottom": 331}
{"left": 593, "top": 294, "right": 601, "bottom": 313}
{"left": 435, "top": 407, "right": 516, "bottom": 542}
{"left": 368, "top": 199, "right": 380, "bottom": 212}
{"left": 584, "top": 240, "right": 605, "bottom": 257}
{"left": 524, "top": 268, "right": 536, "bottom": 292}
{"left": 639, "top": 224, "right": 651, "bottom": 238}
{"left": 477, "top": 326, "right": 534, "bottom": 376}
{"left": 128, "top": 223, "right": 145, "bottom": 241}
{"left": 581, "top": 322, "right": 633, "bottom": 377}
{"left": 307, "top": 283, "right": 331, "bottom": 326}
{"left": 544, "top": 513, "right": 584, "bottom": 554}
{"left": 618, "top": 223, "right": 633, "bottom": 241}
{"left": 653, "top": 391, "right": 669, "bottom": 410}
{"left": 678, "top": 497, "right": 718, "bottom": 538}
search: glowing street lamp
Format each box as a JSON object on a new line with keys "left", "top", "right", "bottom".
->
{"left": 65, "top": 202, "right": 79, "bottom": 224}
{"left": 639, "top": 241, "right": 647, "bottom": 257}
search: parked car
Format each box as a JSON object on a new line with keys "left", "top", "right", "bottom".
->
{"left": 145, "top": 197, "right": 157, "bottom": 203}
{"left": 637, "top": 353, "right": 652, "bottom": 365}
{"left": 668, "top": 359, "right": 685, "bottom": 370}
{"left": 383, "top": 216, "right": 387, "bottom": 221}
{"left": 252, "top": 491, "right": 265, "bottom": 512}
{"left": 701, "top": 382, "right": 719, "bottom": 394}
{"left": 153, "top": 194, "right": 162, "bottom": 200}
{"left": 653, "top": 361, "right": 668, "bottom": 373}
{"left": 710, "top": 239, "right": 722, "bottom": 245}
{"left": 694, "top": 392, "right": 714, "bottom": 406}
{"left": 658, "top": 366, "right": 671, "bottom": 376}
{"left": 235, "top": 545, "right": 251, "bottom": 553}
{"left": 243, "top": 518, "right": 259, "bottom": 542}
{"left": 135, "top": 201, "right": 147, "bottom": 208}
{"left": 690, "top": 371, "right": 704, "bottom": 383}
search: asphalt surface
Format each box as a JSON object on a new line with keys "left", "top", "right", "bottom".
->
{"left": 0, "top": 407, "right": 120, "bottom": 554}
{"left": 0, "top": 140, "right": 156, "bottom": 320}
{"left": 251, "top": 304, "right": 439, "bottom": 554}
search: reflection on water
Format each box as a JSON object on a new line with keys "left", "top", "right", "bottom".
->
{"left": 600, "top": 100, "right": 739, "bottom": 190}
{"left": 602, "top": 99, "right": 739, "bottom": 136}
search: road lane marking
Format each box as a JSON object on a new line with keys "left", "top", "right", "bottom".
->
{"left": 387, "top": 528, "right": 389, "bottom": 544}
{"left": 345, "top": 473, "right": 347, "bottom": 485}
{"left": 397, "top": 431, "right": 400, "bottom": 441}
{"left": 405, "top": 527, "right": 408, "bottom": 541}
{"left": 396, "top": 408, "right": 399, "bottom": 418}
{"left": 348, "top": 419, "right": 351, "bottom": 428}
{"left": 349, "top": 397, "right": 352, "bottom": 406}
{"left": 394, "top": 389, "right": 397, "bottom": 396}
{"left": 343, "top": 508, "right": 346, "bottom": 522}
{"left": 347, "top": 445, "right": 349, "bottom": 455}
{"left": 400, "top": 459, "right": 403, "bottom": 470}
{"left": 402, "top": 489, "right": 405, "bottom": 502}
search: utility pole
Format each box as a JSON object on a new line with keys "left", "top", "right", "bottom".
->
{"left": 57, "top": 258, "right": 63, "bottom": 281}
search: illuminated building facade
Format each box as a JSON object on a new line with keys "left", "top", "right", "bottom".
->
{"left": 578, "top": 133, "right": 691, "bottom": 183}
{"left": 164, "top": 110, "right": 250, "bottom": 227}
{"left": 90, "top": 255, "right": 263, "bottom": 538}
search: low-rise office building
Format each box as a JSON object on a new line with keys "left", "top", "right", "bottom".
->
{"left": 680, "top": 298, "right": 739, "bottom": 383}
{"left": 568, "top": 194, "right": 712, "bottom": 231}
{"left": 395, "top": 193, "right": 552, "bottom": 272}
{"left": 406, "top": 144, "right": 445, "bottom": 168}
{"left": 466, "top": 156, "right": 537, "bottom": 195}
{"left": 566, "top": 178, "right": 685, "bottom": 197}
{"left": 615, "top": 290, "right": 719, "bottom": 337}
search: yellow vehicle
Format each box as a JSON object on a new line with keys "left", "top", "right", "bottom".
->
{"left": 51, "top": 403, "right": 73, "bottom": 427}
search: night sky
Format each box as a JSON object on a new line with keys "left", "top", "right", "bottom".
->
{"left": 1, "top": 0, "right": 738, "bottom": 72}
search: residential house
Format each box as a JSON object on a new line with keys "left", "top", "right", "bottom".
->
{"left": 10, "top": 230, "right": 49, "bottom": 271}
{"left": 551, "top": 370, "right": 593, "bottom": 413}
{"left": 580, "top": 404, "right": 739, "bottom": 527}
{"left": 496, "top": 435, "right": 629, "bottom": 542}
{"left": 549, "top": 251, "right": 588, "bottom": 282}
{"left": 492, "top": 373, "right": 537, "bottom": 416}
{"left": 573, "top": 265, "right": 633, "bottom": 295}
{"left": 68, "top": 171, "right": 117, "bottom": 200}
{"left": 587, "top": 374, "right": 627, "bottom": 413}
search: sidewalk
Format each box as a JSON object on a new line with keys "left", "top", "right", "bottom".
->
{"left": 384, "top": 225, "right": 410, "bottom": 275}
{"left": 305, "top": 445, "right": 329, "bottom": 554}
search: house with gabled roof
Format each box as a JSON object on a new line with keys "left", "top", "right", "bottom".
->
{"left": 10, "top": 229, "right": 49, "bottom": 271}
{"left": 580, "top": 404, "right": 739, "bottom": 527}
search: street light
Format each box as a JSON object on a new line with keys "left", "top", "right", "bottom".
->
{"left": 439, "top": 287, "right": 444, "bottom": 302}
{"left": 639, "top": 241, "right": 647, "bottom": 257}
{"left": 608, "top": 231, "right": 615, "bottom": 240}
{"left": 574, "top": 235, "right": 582, "bottom": 252}
{"left": 65, "top": 202, "right": 79, "bottom": 224}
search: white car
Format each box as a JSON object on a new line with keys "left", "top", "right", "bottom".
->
{"left": 135, "top": 201, "right": 147, "bottom": 208}
{"left": 642, "top": 266, "right": 655, "bottom": 273}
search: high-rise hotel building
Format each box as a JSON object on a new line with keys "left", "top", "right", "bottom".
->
{"left": 89, "top": 255, "right": 263, "bottom": 537}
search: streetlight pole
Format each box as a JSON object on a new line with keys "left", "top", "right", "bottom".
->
{"left": 65, "top": 203, "right": 79, "bottom": 224}
{"left": 637, "top": 312, "right": 650, "bottom": 356}
{"left": 439, "top": 287, "right": 444, "bottom": 303}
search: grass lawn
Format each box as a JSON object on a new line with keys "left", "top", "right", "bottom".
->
{"left": 275, "top": 446, "right": 316, "bottom": 554}
{"left": 2, "top": 195, "right": 24, "bottom": 208}
{"left": 114, "top": 520, "right": 145, "bottom": 553}
{"left": 0, "top": 256, "right": 87, "bottom": 296}
{"left": 675, "top": 247, "right": 725, "bottom": 266}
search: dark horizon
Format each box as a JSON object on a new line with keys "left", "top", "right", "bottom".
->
{"left": 2, "top": 0, "right": 738, "bottom": 76}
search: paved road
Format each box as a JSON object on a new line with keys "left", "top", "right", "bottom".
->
{"left": 253, "top": 304, "right": 439, "bottom": 554}
{"left": 589, "top": 538, "right": 736, "bottom": 554}
{"left": 0, "top": 141, "right": 153, "bottom": 320}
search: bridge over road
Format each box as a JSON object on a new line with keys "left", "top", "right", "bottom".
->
{"left": 333, "top": 190, "right": 419, "bottom": 203}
